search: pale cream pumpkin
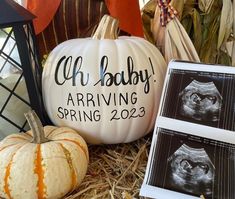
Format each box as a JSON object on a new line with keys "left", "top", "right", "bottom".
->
{"left": 0, "top": 111, "right": 89, "bottom": 199}
{"left": 42, "top": 15, "right": 167, "bottom": 144}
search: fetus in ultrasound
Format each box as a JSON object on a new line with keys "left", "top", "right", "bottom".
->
{"left": 167, "top": 144, "right": 215, "bottom": 197}
{"left": 179, "top": 80, "right": 222, "bottom": 122}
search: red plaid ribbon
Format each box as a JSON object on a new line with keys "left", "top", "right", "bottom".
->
{"left": 158, "top": 0, "right": 177, "bottom": 26}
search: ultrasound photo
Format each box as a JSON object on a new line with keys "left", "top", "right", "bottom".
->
{"left": 141, "top": 63, "right": 235, "bottom": 199}
{"left": 161, "top": 69, "right": 235, "bottom": 130}
{"left": 167, "top": 144, "right": 215, "bottom": 197}
{"left": 179, "top": 80, "right": 222, "bottom": 122}
{"left": 146, "top": 128, "right": 235, "bottom": 199}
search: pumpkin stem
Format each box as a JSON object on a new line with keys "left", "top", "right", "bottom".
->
{"left": 92, "top": 15, "right": 119, "bottom": 39}
{"left": 25, "top": 110, "right": 49, "bottom": 144}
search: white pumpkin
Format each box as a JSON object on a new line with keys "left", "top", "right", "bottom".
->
{"left": 0, "top": 110, "right": 88, "bottom": 199}
{"left": 42, "top": 15, "right": 167, "bottom": 144}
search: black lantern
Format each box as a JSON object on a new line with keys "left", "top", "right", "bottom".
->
{"left": 0, "top": 0, "right": 46, "bottom": 138}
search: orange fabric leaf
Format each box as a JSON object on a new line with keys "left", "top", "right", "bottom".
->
{"left": 27, "top": 0, "right": 144, "bottom": 37}
{"left": 105, "top": 0, "right": 144, "bottom": 37}
{"left": 26, "top": 0, "right": 61, "bottom": 34}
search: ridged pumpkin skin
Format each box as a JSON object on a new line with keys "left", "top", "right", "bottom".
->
{"left": 42, "top": 37, "right": 166, "bottom": 144}
{"left": 0, "top": 126, "right": 88, "bottom": 199}
{"left": 42, "top": 36, "right": 167, "bottom": 144}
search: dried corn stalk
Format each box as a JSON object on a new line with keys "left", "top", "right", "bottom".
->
{"left": 142, "top": 0, "right": 234, "bottom": 65}
{"left": 164, "top": 18, "right": 200, "bottom": 63}
{"left": 181, "top": 0, "right": 232, "bottom": 65}
{"left": 152, "top": 3, "right": 165, "bottom": 53}
{"left": 170, "top": 0, "right": 185, "bottom": 20}
{"left": 217, "top": 0, "right": 233, "bottom": 49}
{"left": 152, "top": 0, "right": 200, "bottom": 64}
{"left": 141, "top": 0, "right": 157, "bottom": 44}
{"left": 199, "top": 0, "right": 214, "bottom": 13}
{"left": 181, "top": 6, "right": 202, "bottom": 53}
{"left": 232, "top": 0, "right": 235, "bottom": 66}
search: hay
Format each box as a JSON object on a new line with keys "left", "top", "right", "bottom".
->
{"left": 65, "top": 135, "right": 151, "bottom": 199}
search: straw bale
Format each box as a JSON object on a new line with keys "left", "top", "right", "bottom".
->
{"left": 65, "top": 135, "right": 151, "bottom": 199}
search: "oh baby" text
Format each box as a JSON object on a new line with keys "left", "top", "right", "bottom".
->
{"left": 54, "top": 55, "right": 154, "bottom": 94}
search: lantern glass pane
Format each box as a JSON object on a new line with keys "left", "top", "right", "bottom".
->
{"left": 0, "top": 57, "right": 9, "bottom": 77}
{"left": 2, "top": 94, "right": 30, "bottom": 127}
{"left": 0, "top": 72, "right": 20, "bottom": 90}
{"left": 0, "top": 28, "right": 21, "bottom": 79}
{"left": 9, "top": 44, "right": 21, "bottom": 65}
{"left": 0, "top": 84, "right": 10, "bottom": 108}
{"left": 0, "top": 28, "right": 8, "bottom": 45}
{"left": 2, "top": 32, "right": 15, "bottom": 54}
{"left": 15, "top": 75, "right": 30, "bottom": 102}
{"left": 0, "top": 27, "right": 31, "bottom": 137}
{"left": 0, "top": 118, "right": 19, "bottom": 140}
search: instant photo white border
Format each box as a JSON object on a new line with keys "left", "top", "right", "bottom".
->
{"left": 140, "top": 184, "right": 199, "bottom": 199}
{"left": 169, "top": 60, "right": 235, "bottom": 74}
{"left": 140, "top": 125, "right": 202, "bottom": 199}
{"left": 159, "top": 60, "right": 235, "bottom": 117}
{"left": 140, "top": 61, "right": 235, "bottom": 199}
{"left": 157, "top": 117, "right": 235, "bottom": 145}
{"left": 158, "top": 60, "right": 235, "bottom": 143}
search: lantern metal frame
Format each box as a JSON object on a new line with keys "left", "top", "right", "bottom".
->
{"left": 0, "top": 0, "right": 48, "bottom": 133}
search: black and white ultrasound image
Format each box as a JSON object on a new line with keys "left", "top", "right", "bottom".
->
{"left": 179, "top": 80, "right": 222, "bottom": 122}
{"left": 147, "top": 128, "right": 235, "bottom": 199}
{"left": 161, "top": 69, "right": 235, "bottom": 130}
{"left": 167, "top": 144, "right": 215, "bottom": 197}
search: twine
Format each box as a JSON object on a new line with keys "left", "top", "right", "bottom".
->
{"left": 158, "top": 0, "right": 178, "bottom": 26}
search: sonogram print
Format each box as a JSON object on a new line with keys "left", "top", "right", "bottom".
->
{"left": 179, "top": 80, "right": 222, "bottom": 122}
{"left": 167, "top": 144, "right": 215, "bottom": 197}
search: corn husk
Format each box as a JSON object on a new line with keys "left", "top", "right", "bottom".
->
{"left": 164, "top": 17, "right": 200, "bottom": 63}
{"left": 170, "top": 0, "right": 185, "bottom": 20}
{"left": 181, "top": 0, "right": 228, "bottom": 64}
{"left": 152, "top": 0, "right": 200, "bottom": 64}
{"left": 180, "top": 0, "right": 195, "bottom": 32}
{"left": 200, "top": 195, "right": 206, "bottom": 199}
{"left": 217, "top": 0, "right": 233, "bottom": 49}
{"left": 142, "top": 0, "right": 235, "bottom": 65}
{"left": 181, "top": 7, "right": 202, "bottom": 52}
{"left": 151, "top": 3, "right": 165, "bottom": 53}
{"left": 199, "top": 10, "right": 221, "bottom": 63}
{"left": 226, "top": 41, "right": 233, "bottom": 56}
{"left": 141, "top": 0, "right": 235, "bottom": 65}
{"left": 141, "top": 0, "right": 157, "bottom": 44}
{"left": 151, "top": 0, "right": 185, "bottom": 53}
{"left": 199, "top": 0, "right": 214, "bottom": 13}
{"left": 232, "top": 0, "right": 235, "bottom": 66}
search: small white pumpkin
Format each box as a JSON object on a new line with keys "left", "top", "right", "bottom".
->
{"left": 42, "top": 15, "right": 167, "bottom": 144}
{"left": 0, "top": 110, "right": 88, "bottom": 199}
